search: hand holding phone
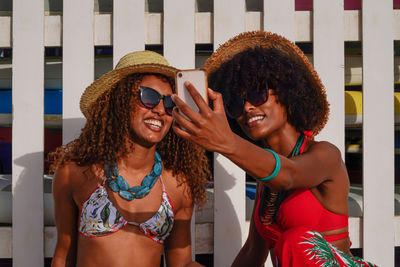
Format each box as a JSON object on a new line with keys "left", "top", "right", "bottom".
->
{"left": 175, "top": 69, "right": 208, "bottom": 114}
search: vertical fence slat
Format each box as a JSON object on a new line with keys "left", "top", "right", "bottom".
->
{"left": 113, "top": 0, "right": 145, "bottom": 67}
{"left": 213, "top": 0, "right": 245, "bottom": 50}
{"left": 164, "top": 0, "right": 195, "bottom": 69}
{"left": 63, "top": 0, "right": 94, "bottom": 144}
{"left": 164, "top": 0, "right": 196, "bottom": 258}
{"left": 213, "top": 2, "right": 246, "bottom": 266}
{"left": 12, "top": 0, "right": 44, "bottom": 265}
{"left": 362, "top": 0, "right": 394, "bottom": 265}
{"left": 263, "top": 0, "right": 295, "bottom": 41}
{"left": 213, "top": 155, "right": 246, "bottom": 266}
{"left": 313, "top": 0, "right": 345, "bottom": 154}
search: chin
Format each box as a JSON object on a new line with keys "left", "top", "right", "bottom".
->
{"left": 137, "top": 139, "right": 160, "bottom": 148}
{"left": 129, "top": 130, "right": 163, "bottom": 148}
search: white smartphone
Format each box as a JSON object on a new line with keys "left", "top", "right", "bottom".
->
{"left": 175, "top": 69, "right": 208, "bottom": 113}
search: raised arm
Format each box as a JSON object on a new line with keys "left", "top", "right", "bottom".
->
{"left": 172, "top": 82, "right": 345, "bottom": 192}
{"left": 51, "top": 164, "right": 79, "bottom": 267}
{"left": 224, "top": 137, "right": 345, "bottom": 191}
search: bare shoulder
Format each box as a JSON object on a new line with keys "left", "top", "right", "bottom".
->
{"left": 305, "top": 140, "right": 350, "bottom": 188}
{"left": 53, "top": 162, "right": 93, "bottom": 192}
{"left": 307, "top": 140, "right": 343, "bottom": 166}
{"left": 308, "top": 141, "right": 350, "bottom": 188}
{"left": 308, "top": 140, "right": 341, "bottom": 155}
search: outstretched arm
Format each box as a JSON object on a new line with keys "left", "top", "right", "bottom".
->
{"left": 172, "top": 82, "right": 345, "bottom": 192}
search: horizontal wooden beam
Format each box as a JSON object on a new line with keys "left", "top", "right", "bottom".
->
{"left": 0, "top": 10, "right": 399, "bottom": 48}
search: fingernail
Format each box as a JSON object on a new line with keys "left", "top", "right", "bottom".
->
{"left": 172, "top": 106, "right": 179, "bottom": 116}
{"left": 184, "top": 81, "right": 190, "bottom": 87}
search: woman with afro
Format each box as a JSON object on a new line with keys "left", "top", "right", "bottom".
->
{"left": 50, "top": 51, "right": 210, "bottom": 267}
{"left": 171, "top": 31, "right": 376, "bottom": 266}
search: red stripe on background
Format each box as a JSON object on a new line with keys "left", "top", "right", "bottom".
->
{"left": 295, "top": 0, "right": 399, "bottom": 10}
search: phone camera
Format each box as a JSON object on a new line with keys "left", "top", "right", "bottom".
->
{"left": 178, "top": 72, "right": 183, "bottom": 78}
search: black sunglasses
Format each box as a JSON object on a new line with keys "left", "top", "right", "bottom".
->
{"left": 225, "top": 87, "right": 269, "bottom": 119}
{"left": 139, "top": 86, "right": 175, "bottom": 116}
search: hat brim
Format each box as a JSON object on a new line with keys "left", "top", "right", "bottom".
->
{"left": 203, "top": 31, "right": 329, "bottom": 135}
{"left": 80, "top": 63, "right": 178, "bottom": 117}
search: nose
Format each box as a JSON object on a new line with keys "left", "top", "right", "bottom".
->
{"left": 243, "top": 101, "right": 255, "bottom": 113}
{"left": 151, "top": 99, "right": 166, "bottom": 115}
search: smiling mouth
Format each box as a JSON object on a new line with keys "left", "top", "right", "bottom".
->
{"left": 247, "top": 115, "right": 265, "bottom": 126}
{"left": 144, "top": 119, "right": 163, "bottom": 129}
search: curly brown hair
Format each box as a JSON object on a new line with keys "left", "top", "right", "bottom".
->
{"left": 50, "top": 73, "right": 210, "bottom": 206}
{"left": 208, "top": 46, "right": 329, "bottom": 138}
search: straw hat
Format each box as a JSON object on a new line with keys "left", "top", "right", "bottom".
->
{"left": 80, "top": 50, "right": 177, "bottom": 118}
{"left": 203, "top": 31, "right": 329, "bottom": 135}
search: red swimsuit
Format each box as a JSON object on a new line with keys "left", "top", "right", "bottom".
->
{"left": 252, "top": 134, "right": 375, "bottom": 266}
{"left": 254, "top": 185, "right": 349, "bottom": 249}
{"left": 254, "top": 133, "right": 348, "bottom": 249}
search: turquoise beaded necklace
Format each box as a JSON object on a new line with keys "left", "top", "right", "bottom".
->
{"left": 104, "top": 151, "right": 162, "bottom": 201}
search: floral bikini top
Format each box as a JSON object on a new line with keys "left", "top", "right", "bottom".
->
{"left": 79, "top": 177, "right": 174, "bottom": 244}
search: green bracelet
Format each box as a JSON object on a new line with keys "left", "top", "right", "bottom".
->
{"left": 256, "top": 148, "right": 281, "bottom": 181}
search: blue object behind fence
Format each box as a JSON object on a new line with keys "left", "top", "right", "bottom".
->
{"left": 0, "top": 89, "right": 62, "bottom": 114}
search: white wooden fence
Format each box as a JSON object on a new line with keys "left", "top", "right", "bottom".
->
{"left": 0, "top": 0, "right": 399, "bottom": 266}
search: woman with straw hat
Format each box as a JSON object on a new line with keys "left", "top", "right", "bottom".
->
{"left": 171, "top": 31, "right": 376, "bottom": 266}
{"left": 50, "top": 51, "right": 209, "bottom": 266}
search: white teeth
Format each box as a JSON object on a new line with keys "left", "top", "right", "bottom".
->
{"left": 144, "top": 119, "right": 162, "bottom": 128}
{"left": 247, "top": 116, "right": 264, "bottom": 124}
